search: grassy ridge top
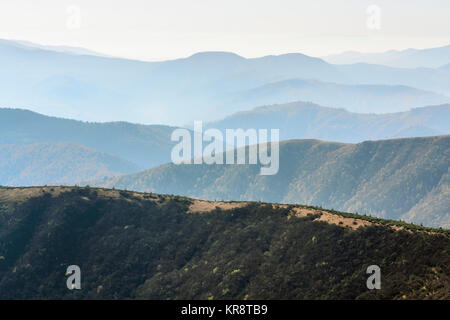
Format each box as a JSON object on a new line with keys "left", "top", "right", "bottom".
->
{"left": 1, "top": 185, "right": 448, "bottom": 234}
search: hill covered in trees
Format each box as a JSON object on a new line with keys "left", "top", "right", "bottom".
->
{"left": 0, "top": 186, "right": 448, "bottom": 299}
{"left": 0, "top": 108, "right": 179, "bottom": 169}
{"left": 207, "top": 102, "right": 450, "bottom": 143}
{"left": 1, "top": 105, "right": 449, "bottom": 187}
{"left": 92, "top": 135, "right": 450, "bottom": 229}
{"left": 0, "top": 142, "right": 140, "bottom": 186}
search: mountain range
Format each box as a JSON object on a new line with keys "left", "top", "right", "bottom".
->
{"left": 1, "top": 39, "right": 450, "bottom": 125}
{"left": 0, "top": 186, "right": 448, "bottom": 299}
{"left": 324, "top": 45, "right": 450, "bottom": 68}
{"left": 0, "top": 143, "right": 140, "bottom": 186}
{"left": 0, "top": 108, "right": 178, "bottom": 170}
{"left": 1, "top": 37, "right": 449, "bottom": 301}
{"left": 91, "top": 135, "right": 450, "bottom": 229}
{"left": 230, "top": 79, "right": 450, "bottom": 114}
{"left": 207, "top": 102, "right": 450, "bottom": 143}
{"left": 2, "top": 39, "right": 112, "bottom": 58}
{"left": 1, "top": 104, "right": 449, "bottom": 187}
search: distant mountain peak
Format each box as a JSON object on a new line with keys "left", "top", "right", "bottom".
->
{"left": 0, "top": 38, "right": 111, "bottom": 57}
{"left": 188, "top": 51, "right": 245, "bottom": 60}
{"left": 324, "top": 44, "right": 450, "bottom": 68}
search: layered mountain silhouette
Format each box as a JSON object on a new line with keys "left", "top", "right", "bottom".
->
{"left": 0, "top": 108, "right": 179, "bottom": 170}
{"left": 2, "top": 39, "right": 111, "bottom": 58}
{"left": 324, "top": 45, "right": 450, "bottom": 68}
{"left": 2, "top": 39, "right": 450, "bottom": 124}
{"left": 231, "top": 80, "right": 450, "bottom": 114}
{"left": 1, "top": 104, "right": 449, "bottom": 187}
{"left": 207, "top": 102, "right": 450, "bottom": 143}
{"left": 0, "top": 143, "right": 140, "bottom": 186}
{"left": 1, "top": 37, "right": 449, "bottom": 301}
{"left": 0, "top": 186, "right": 448, "bottom": 299}
{"left": 91, "top": 135, "right": 450, "bottom": 229}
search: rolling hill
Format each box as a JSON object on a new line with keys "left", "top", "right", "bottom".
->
{"left": 206, "top": 102, "right": 450, "bottom": 143}
{"left": 0, "top": 142, "right": 140, "bottom": 186}
{"left": 0, "top": 108, "right": 179, "bottom": 169}
{"left": 231, "top": 80, "right": 450, "bottom": 114}
{"left": 0, "top": 186, "right": 448, "bottom": 299}
{"left": 91, "top": 135, "right": 450, "bottom": 229}
{"left": 2, "top": 106, "right": 448, "bottom": 187}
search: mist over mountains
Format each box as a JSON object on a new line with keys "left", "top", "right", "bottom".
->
{"left": 2, "top": 0, "right": 450, "bottom": 302}
{"left": 1, "top": 39, "right": 111, "bottom": 58}
{"left": 0, "top": 35, "right": 449, "bottom": 301}
{"left": 1, "top": 39, "right": 450, "bottom": 125}
{"left": 324, "top": 45, "right": 450, "bottom": 68}
{"left": 231, "top": 80, "right": 450, "bottom": 114}
{"left": 1, "top": 40, "right": 449, "bottom": 231}
{"left": 207, "top": 102, "right": 450, "bottom": 143}
{"left": 1, "top": 103, "right": 449, "bottom": 187}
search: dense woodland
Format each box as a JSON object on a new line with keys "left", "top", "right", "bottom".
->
{"left": 0, "top": 186, "right": 448, "bottom": 299}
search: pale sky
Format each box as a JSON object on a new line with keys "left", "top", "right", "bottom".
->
{"left": 1, "top": 0, "right": 450, "bottom": 61}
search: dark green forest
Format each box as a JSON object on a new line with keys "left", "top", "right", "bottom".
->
{"left": 0, "top": 186, "right": 448, "bottom": 299}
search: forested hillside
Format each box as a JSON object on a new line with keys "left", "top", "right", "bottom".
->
{"left": 0, "top": 186, "right": 448, "bottom": 299}
{"left": 0, "top": 142, "right": 140, "bottom": 186}
{"left": 92, "top": 135, "right": 450, "bottom": 228}
{"left": 0, "top": 108, "right": 179, "bottom": 169}
{"left": 207, "top": 102, "right": 450, "bottom": 143}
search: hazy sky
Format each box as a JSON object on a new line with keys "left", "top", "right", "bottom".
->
{"left": 1, "top": 0, "right": 449, "bottom": 61}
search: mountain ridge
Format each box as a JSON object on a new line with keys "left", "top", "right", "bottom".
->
{"left": 0, "top": 142, "right": 140, "bottom": 186}
{"left": 206, "top": 101, "right": 450, "bottom": 143}
{"left": 0, "top": 108, "right": 180, "bottom": 169}
{"left": 90, "top": 135, "right": 450, "bottom": 229}
{"left": 0, "top": 186, "right": 448, "bottom": 299}
{"left": 228, "top": 79, "right": 450, "bottom": 114}
{"left": 2, "top": 39, "right": 450, "bottom": 124}
{"left": 324, "top": 45, "right": 450, "bottom": 68}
